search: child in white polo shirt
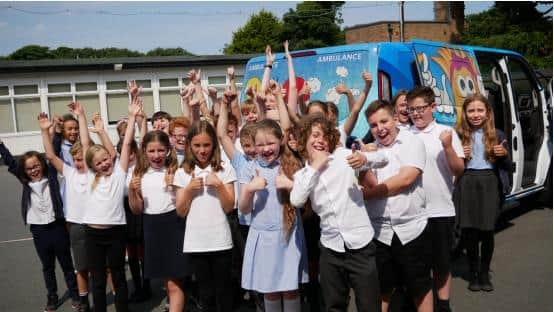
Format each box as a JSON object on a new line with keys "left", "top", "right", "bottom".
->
{"left": 406, "top": 87, "right": 465, "bottom": 312}
{"left": 362, "top": 100, "right": 433, "bottom": 312}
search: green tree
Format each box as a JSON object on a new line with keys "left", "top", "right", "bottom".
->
{"left": 281, "top": 1, "right": 345, "bottom": 50}
{"left": 8, "top": 45, "right": 52, "bottom": 60}
{"left": 463, "top": 1, "right": 552, "bottom": 68}
{"left": 146, "top": 47, "right": 195, "bottom": 57}
{"left": 224, "top": 10, "right": 283, "bottom": 54}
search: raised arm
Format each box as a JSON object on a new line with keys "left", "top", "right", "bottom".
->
{"left": 217, "top": 88, "right": 239, "bottom": 160}
{"left": 120, "top": 97, "right": 141, "bottom": 172}
{"left": 297, "top": 82, "right": 310, "bottom": 115}
{"left": 284, "top": 41, "right": 299, "bottom": 120}
{"left": 91, "top": 112, "right": 116, "bottom": 160}
{"left": 38, "top": 113, "right": 64, "bottom": 173}
{"left": 260, "top": 45, "right": 275, "bottom": 95}
{"left": 227, "top": 66, "right": 243, "bottom": 127}
{"left": 270, "top": 80, "right": 291, "bottom": 132}
{"left": 0, "top": 139, "right": 19, "bottom": 179}
{"left": 247, "top": 86, "right": 266, "bottom": 121}
{"left": 68, "top": 101, "right": 92, "bottom": 152}
{"left": 180, "top": 83, "right": 194, "bottom": 120}
{"left": 342, "top": 72, "right": 373, "bottom": 136}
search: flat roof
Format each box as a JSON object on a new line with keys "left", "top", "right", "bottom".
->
{"left": 0, "top": 54, "right": 259, "bottom": 73}
{"left": 345, "top": 20, "right": 448, "bottom": 31}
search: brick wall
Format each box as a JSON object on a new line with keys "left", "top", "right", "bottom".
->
{"left": 345, "top": 22, "right": 452, "bottom": 44}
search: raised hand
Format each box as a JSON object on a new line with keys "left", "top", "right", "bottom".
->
{"left": 227, "top": 66, "right": 235, "bottom": 80}
{"left": 189, "top": 98, "right": 201, "bottom": 107}
{"left": 346, "top": 144, "right": 368, "bottom": 169}
{"left": 268, "top": 80, "right": 281, "bottom": 96}
{"left": 245, "top": 86, "right": 256, "bottom": 99}
{"left": 249, "top": 169, "right": 267, "bottom": 192}
{"left": 275, "top": 168, "right": 293, "bottom": 190}
{"left": 68, "top": 101, "right": 84, "bottom": 116}
{"left": 223, "top": 88, "right": 237, "bottom": 106}
{"left": 311, "top": 150, "right": 330, "bottom": 172}
{"left": 255, "top": 92, "right": 267, "bottom": 107}
{"left": 187, "top": 69, "right": 201, "bottom": 84}
{"left": 37, "top": 112, "right": 52, "bottom": 130}
{"left": 127, "top": 80, "right": 141, "bottom": 99}
{"left": 463, "top": 144, "right": 472, "bottom": 159}
{"left": 493, "top": 139, "right": 508, "bottom": 157}
{"left": 129, "top": 96, "right": 143, "bottom": 117}
{"left": 284, "top": 40, "right": 291, "bottom": 60}
{"left": 362, "top": 71, "right": 373, "bottom": 85}
{"left": 335, "top": 82, "right": 350, "bottom": 95}
{"left": 90, "top": 112, "right": 104, "bottom": 133}
{"left": 439, "top": 129, "right": 453, "bottom": 148}
{"left": 299, "top": 82, "right": 311, "bottom": 97}
{"left": 208, "top": 86, "right": 218, "bottom": 98}
{"left": 180, "top": 84, "right": 193, "bottom": 99}
{"left": 52, "top": 114, "right": 64, "bottom": 133}
{"left": 265, "top": 45, "right": 275, "bottom": 66}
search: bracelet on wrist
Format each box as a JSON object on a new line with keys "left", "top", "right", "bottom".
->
{"left": 264, "top": 64, "right": 272, "bottom": 69}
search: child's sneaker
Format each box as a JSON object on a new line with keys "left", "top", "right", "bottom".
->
{"left": 44, "top": 294, "right": 58, "bottom": 312}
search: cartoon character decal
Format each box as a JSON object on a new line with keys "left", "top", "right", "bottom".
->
{"left": 415, "top": 46, "right": 484, "bottom": 126}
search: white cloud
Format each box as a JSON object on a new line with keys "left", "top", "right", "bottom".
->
{"left": 336, "top": 66, "right": 348, "bottom": 78}
{"left": 326, "top": 87, "right": 341, "bottom": 104}
{"left": 351, "top": 88, "right": 360, "bottom": 96}
{"left": 307, "top": 77, "right": 321, "bottom": 93}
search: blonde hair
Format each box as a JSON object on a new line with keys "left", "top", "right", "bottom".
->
{"left": 85, "top": 144, "right": 110, "bottom": 190}
{"left": 456, "top": 94, "right": 498, "bottom": 163}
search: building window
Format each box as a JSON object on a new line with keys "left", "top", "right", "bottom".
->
{"left": 46, "top": 81, "right": 100, "bottom": 122}
{"left": 106, "top": 80, "right": 154, "bottom": 124}
{"left": 159, "top": 77, "right": 183, "bottom": 118}
{"left": 0, "top": 99, "right": 14, "bottom": 133}
{"left": 14, "top": 97, "right": 41, "bottom": 132}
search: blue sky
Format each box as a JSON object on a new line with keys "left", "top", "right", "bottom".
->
{"left": 0, "top": 1, "right": 500, "bottom": 56}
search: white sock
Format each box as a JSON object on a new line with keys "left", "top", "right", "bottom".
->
{"left": 283, "top": 297, "right": 301, "bottom": 312}
{"left": 264, "top": 298, "right": 282, "bottom": 312}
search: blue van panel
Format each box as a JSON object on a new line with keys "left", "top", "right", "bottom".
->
{"left": 241, "top": 43, "right": 380, "bottom": 137}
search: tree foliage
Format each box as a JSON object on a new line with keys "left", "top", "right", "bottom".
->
{"left": 462, "top": 1, "right": 552, "bottom": 68}
{"left": 5, "top": 46, "right": 194, "bottom": 60}
{"left": 223, "top": 10, "right": 283, "bottom": 55}
{"left": 224, "top": 1, "right": 346, "bottom": 54}
{"left": 281, "top": 1, "right": 345, "bottom": 51}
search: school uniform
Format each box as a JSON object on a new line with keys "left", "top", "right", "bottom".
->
{"left": 410, "top": 120, "right": 464, "bottom": 275}
{"left": 239, "top": 159, "right": 309, "bottom": 293}
{"left": 0, "top": 142, "right": 78, "bottom": 303}
{"left": 82, "top": 159, "right": 128, "bottom": 312}
{"left": 365, "top": 129, "right": 432, "bottom": 299}
{"left": 62, "top": 164, "right": 90, "bottom": 271}
{"left": 291, "top": 147, "right": 388, "bottom": 312}
{"left": 140, "top": 167, "right": 189, "bottom": 279}
{"left": 173, "top": 162, "right": 237, "bottom": 311}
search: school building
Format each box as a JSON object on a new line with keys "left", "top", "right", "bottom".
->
{"left": 0, "top": 54, "right": 253, "bottom": 155}
{"left": 345, "top": 2, "right": 465, "bottom": 44}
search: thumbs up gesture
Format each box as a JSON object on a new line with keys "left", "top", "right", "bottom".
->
{"left": 205, "top": 170, "right": 223, "bottom": 189}
{"left": 310, "top": 150, "right": 330, "bottom": 172}
{"left": 493, "top": 139, "right": 508, "bottom": 157}
{"left": 275, "top": 168, "right": 293, "bottom": 191}
{"left": 346, "top": 144, "right": 367, "bottom": 169}
{"left": 187, "top": 172, "right": 204, "bottom": 195}
{"left": 439, "top": 129, "right": 453, "bottom": 149}
{"left": 249, "top": 169, "right": 267, "bottom": 192}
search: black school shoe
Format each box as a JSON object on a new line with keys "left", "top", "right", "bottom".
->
{"left": 44, "top": 294, "right": 58, "bottom": 312}
{"left": 468, "top": 272, "right": 481, "bottom": 292}
{"left": 480, "top": 271, "right": 494, "bottom": 292}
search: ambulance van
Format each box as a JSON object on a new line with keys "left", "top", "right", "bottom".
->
{"left": 241, "top": 39, "right": 552, "bottom": 203}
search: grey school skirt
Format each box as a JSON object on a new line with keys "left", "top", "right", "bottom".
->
{"left": 143, "top": 209, "right": 190, "bottom": 279}
{"left": 454, "top": 169, "right": 501, "bottom": 231}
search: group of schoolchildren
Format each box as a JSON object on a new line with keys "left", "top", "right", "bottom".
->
{"left": 0, "top": 41, "right": 511, "bottom": 312}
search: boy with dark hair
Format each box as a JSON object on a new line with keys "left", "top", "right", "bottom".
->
{"left": 406, "top": 86, "right": 465, "bottom": 312}
{"left": 362, "top": 99, "right": 434, "bottom": 312}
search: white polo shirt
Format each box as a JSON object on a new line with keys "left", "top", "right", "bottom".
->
{"left": 26, "top": 179, "right": 56, "bottom": 225}
{"left": 410, "top": 120, "right": 464, "bottom": 218}
{"left": 62, "top": 164, "right": 89, "bottom": 224}
{"left": 291, "top": 147, "right": 388, "bottom": 253}
{"left": 366, "top": 129, "right": 428, "bottom": 246}
{"left": 141, "top": 167, "right": 176, "bottom": 215}
{"left": 82, "top": 160, "right": 127, "bottom": 225}
{"left": 173, "top": 163, "right": 236, "bottom": 253}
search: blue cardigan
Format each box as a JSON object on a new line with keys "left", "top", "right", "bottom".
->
{"left": 0, "top": 142, "right": 65, "bottom": 225}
